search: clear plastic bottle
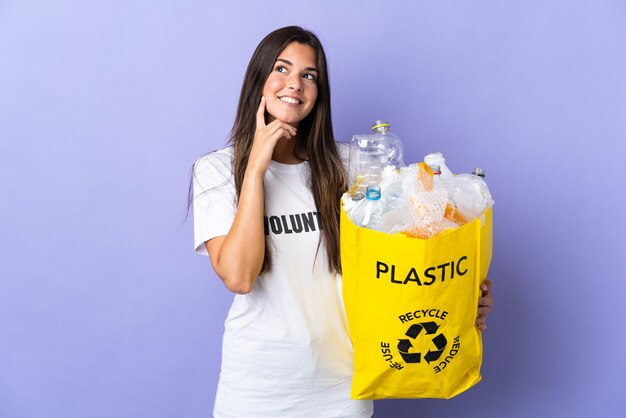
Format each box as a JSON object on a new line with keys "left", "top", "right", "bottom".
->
{"left": 371, "top": 121, "right": 404, "bottom": 168}
{"left": 348, "top": 121, "right": 404, "bottom": 197}
{"left": 349, "top": 185, "right": 385, "bottom": 231}
{"left": 424, "top": 152, "right": 454, "bottom": 180}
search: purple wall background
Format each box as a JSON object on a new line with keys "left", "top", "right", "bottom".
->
{"left": 1, "top": 1, "right": 625, "bottom": 417}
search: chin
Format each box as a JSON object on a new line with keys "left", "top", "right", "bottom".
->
{"left": 266, "top": 104, "right": 313, "bottom": 126}
{"left": 277, "top": 113, "right": 306, "bottom": 126}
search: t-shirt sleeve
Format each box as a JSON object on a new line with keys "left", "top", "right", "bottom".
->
{"left": 192, "top": 150, "right": 236, "bottom": 256}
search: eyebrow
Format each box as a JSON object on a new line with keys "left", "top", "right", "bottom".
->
{"left": 276, "top": 58, "right": 318, "bottom": 72}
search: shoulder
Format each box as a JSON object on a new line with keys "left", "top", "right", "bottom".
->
{"left": 194, "top": 146, "right": 234, "bottom": 173}
{"left": 192, "top": 146, "right": 235, "bottom": 193}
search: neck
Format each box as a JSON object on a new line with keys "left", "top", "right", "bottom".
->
{"left": 272, "top": 135, "right": 306, "bottom": 164}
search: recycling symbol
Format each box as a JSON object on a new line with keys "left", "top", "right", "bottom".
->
{"left": 397, "top": 322, "right": 447, "bottom": 364}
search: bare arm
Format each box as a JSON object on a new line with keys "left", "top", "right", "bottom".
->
{"left": 206, "top": 97, "right": 297, "bottom": 294}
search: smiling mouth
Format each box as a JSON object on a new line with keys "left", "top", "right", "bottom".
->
{"left": 278, "top": 96, "right": 302, "bottom": 104}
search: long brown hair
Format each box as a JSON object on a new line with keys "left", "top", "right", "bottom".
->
{"left": 230, "top": 26, "right": 346, "bottom": 274}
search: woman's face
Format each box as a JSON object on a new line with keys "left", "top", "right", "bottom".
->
{"left": 262, "top": 42, "right": 318, "bottom": 127}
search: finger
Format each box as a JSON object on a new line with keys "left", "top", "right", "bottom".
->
{"left": 478, "top": 296, "right": 494, "bottom": 308}
{"left": 272, "top": 120, "right": 297, "bottom": 136}
{"left": 477, "top": 306, "right": 491, "bottom": 316}
{"left": 265, "top": 117, "right": 297, "bottom": 131}
{"left": 265, "top": 120, "right": 297, "bottom": 138}
{"left": 256, "top": 96, "right": 266, "bottom": 128}
{"left": 266, "top": 126, "right": 294, "bottom": 143}
{"left": 476, "top": 321, "right": 487, "bottom": 331}
{"left": 481, "top": 279, "right": 492, "bottom": 296}
{"left": 475, "top": 312, "right": 488, "bottom": 326}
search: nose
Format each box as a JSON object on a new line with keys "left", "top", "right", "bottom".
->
{"left": 287, "top": 73, "right": 303, "bottom": 91}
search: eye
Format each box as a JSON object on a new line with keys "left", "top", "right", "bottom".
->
{"left": 303, "top": 73, "right": 316, "bottom": 81}
{"left": 275, "top": 65, "right": 287, "bottom": 73}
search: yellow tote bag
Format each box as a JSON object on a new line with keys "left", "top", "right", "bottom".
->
{"left": 340, "top": 205, "right": 493, "bottom": 399}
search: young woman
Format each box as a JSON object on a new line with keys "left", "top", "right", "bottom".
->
{"left": 192, "top": 26, "right": 493, "bottom": 418}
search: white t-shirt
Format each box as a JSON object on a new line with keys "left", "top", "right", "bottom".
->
{"left": 193, "top": 146, "right": 373, "bottom": 418}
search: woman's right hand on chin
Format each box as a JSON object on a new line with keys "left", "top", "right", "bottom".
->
{"left": 246, "top": 96, "right": 297, "bottom": 175}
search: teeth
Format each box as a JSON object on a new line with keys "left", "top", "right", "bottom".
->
{"left": 279, "top": 96, "right": 300, "bottom": 104}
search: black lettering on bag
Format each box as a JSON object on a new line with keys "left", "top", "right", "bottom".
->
{"left": 437, "top": 262, "right": 450, "bottom": 282}
{"left": 376, "top": 261, "right": 388, "bottom": 279}
{"left": 390, "top": 265, "right": 402, "bottom": 284}
{"left": 403, "top": 268, "right": 422, "bottom": 285}
{"left": 423, "top": 267, "right": 436, "bottom": 285}
{"left": 374, "top": 255, "right": 470, "bottom": 286}
{"left": 457, "top": 256, "right": 468, "bottom": 276}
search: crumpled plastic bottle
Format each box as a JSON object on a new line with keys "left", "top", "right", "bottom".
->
{"left": 443, "top": 173, "right": 493, "bottom": 222}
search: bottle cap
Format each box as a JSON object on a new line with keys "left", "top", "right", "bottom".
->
{"left": 372, "top": 120, "right": 390, "bottom": 132}
{"left": 429, "top": 164, "right": 441, "bottom": 174}
{"left": 472, "top": 168, "right": 485, "bottom": 177}
{"left": 365, "top": 185, "right": 381, "bottom": 200}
